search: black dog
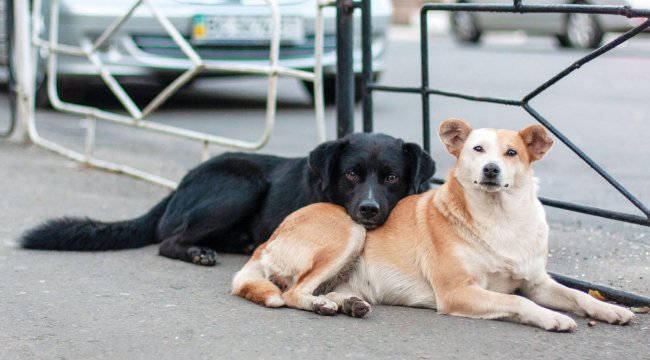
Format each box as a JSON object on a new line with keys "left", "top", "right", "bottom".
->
{"left": 20, "top": 133, "right": 435, "bottom": 266}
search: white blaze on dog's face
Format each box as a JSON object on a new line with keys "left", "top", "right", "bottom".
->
{"left": 438, "top": 118, "right": 554, "bottom": 193}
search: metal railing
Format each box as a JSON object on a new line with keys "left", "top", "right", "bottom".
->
{"left": 335, "top": 0, "right": 650, "bottom": 305}
{"left": 340, "top": 0, "right": 650, "bottom": 227}
{"left": 11, "top": 0, "right": 332, "bottom": 188}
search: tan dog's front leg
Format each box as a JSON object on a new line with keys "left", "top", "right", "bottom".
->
{"left": 283, "top": 287, "right": 339, "bottom": 316}
{"left": 521, "top": 275, "right": 635, "bottom": 325}
{"left": 438, "top": 285, "right": 577, "bottom": 331}
{"left": 323, "top": 283, "right": 372, "bottom": 318}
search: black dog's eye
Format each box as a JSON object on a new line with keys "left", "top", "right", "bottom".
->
{"left": 473, "top": 146, "right": 484, "bottom": 153}
{"left": 345, "top": 171, "right": 360, "bottom": 182}
{"left": 385, "top": 174, "right": 399, "bottom": 184}
{"left": 506, "top": 149, "right": 517, "bottom": 157}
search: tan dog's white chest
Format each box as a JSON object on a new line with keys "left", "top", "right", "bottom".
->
{"left": 454, "top": 193, "right": 550, "bottom": 292}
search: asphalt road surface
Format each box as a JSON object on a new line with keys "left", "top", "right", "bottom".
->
{"left": 1, "top": 31, "right": 649, "bottom": 359}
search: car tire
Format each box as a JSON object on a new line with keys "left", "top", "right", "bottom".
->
{"left": 555, "top": 34, "right": 572, "bottom": 48}
{"left": 303, "top": 74, "right": 370, "bottom": 106}
{"left": 450, "top": 11, "right": 482, "bottom": 44}
{"left": 563, "top": 3, "right": 604, "bottom": 49}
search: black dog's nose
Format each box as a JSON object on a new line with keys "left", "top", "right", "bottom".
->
{"left": 483, "top": 163, "right": 500, "bottom": 178}
{"left": 359, "top": 200, "right": 380, "bottom": 219}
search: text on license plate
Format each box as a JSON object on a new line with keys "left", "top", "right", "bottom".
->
{"left": 192, "top": 15, "right": 305, "bottom": 43}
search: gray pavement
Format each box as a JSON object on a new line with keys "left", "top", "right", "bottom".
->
{"left": 1, "top": 33, "right": 650, "bottom": 359}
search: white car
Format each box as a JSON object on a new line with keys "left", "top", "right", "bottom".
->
{"left": 2, "top": 0, "right": 393, "bottom": 104}
{"left": 450, "top": 0, "right": 650, "bottom": 49}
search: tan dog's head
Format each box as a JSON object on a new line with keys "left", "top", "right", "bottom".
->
{"left": 438, "top": 118, "right": 554, "bottom": 193}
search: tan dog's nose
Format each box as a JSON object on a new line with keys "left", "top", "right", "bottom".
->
{"left": 483, "top": 163, "right": 500, "bottom": 179}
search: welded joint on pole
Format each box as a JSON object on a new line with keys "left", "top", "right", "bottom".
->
{"left": 339, "top": 0, "right": 355, "bottom": 13}
{"left": 513, "top": 0, "right": 523, "bottom": 12}
{"left": 622, "top": 5, "right": 634, "bottom": 18}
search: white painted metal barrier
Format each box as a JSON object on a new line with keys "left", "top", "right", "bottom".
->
{"left": 13, "top": 0, "right": 330, "bottom": 188}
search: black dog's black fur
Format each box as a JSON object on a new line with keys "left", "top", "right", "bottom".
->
{"left": 20, "top": 133, "right": 435, "bottom": 266}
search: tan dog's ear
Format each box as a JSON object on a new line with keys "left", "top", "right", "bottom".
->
{"left": 438, "top": 118, "right": 472, "bottom": 157}
{"left": 518, "top": 125, "right": 554, "bottom": 162}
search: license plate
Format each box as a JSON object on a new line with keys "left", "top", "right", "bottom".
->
{"left": 192, "top": 15, "right": 305, "bottom": 44}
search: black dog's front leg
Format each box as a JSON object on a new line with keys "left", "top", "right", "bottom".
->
{"left": 159, "top": 233, "right": 218, "bottom": 266}
{"left": 156, "top": 164, "right": 269, "bottom": 266}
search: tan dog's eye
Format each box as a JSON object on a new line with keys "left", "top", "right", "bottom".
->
{"left": 345, "top": 171, "right": 360, "bottom": 182}
{"left": 506, "top": 149, "right": 517, "bottom": 157}
{"left": 473, "top": 146, "right": 484, "bottom": 153}
{"left": 385, "top": 174, "right": 399, "bottom": 184}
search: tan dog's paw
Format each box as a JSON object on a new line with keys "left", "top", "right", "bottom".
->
{"left": 342, "top": 297, "right": 372, "bottom": 318}
{"left": 587, "top": 303, "right": 635, "bottom": 325}
{"left": 312, "top": 296, "right": 338, "bottom": 316}
{"left": 535, "top": 310, "right": 577, "bottom": 332}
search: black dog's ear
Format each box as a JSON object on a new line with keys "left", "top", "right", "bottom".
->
{"left": 308, "top": 139, "right": 349, "bottom": 191}
{"left": 402, "top": 142, "right": 436, "bottom": 194}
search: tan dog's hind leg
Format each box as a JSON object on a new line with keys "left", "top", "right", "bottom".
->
{"left": 233, "top": 204, "right": 365, "bottom": 313}
{"left": 438, "top": 285, "right": 578, "bottom": 331}
{"left": 232, "top": 257, "right": 285, "bottom": 308}
{"left": 521, "top": 275, "right": 635, "bottom": 325}
{"left": 281, "top": 224, "right": 366, "bottom": 316}
{"left": 242, "top": 204, "right": 367, "bottom": 316}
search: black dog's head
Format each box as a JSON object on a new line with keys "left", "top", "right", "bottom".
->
{"left": 309, "top": 133, "right": 435, "bottom": 229}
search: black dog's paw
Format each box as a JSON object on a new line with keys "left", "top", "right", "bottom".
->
{"left": 342, "top": 297, "right": 371, "bottom": 318}
{"left": 187, "top": 246, "right": 218, "bottom": 266}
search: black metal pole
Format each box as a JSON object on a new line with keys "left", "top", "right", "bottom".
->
{"left": 1, "top": 0, "right": 17, "bottom": 138}
{"left": 361, "top": 0, "right": 373, "bottom": 133}
{"left": 550, "top": 272, "right": 650, "bottom": 307}
{"left": 419, "top": 8, "right": 431, "bottom": 153}
{"left": 336, "top": 0, "right": 355, "bottom": 138}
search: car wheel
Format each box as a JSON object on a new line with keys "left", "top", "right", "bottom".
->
{"left": 303, "top": 74, "right": 371, "bottom": 106}
{"left": 555, "top": 34, "right": 572, "bottom": 48}
{"left": 450, "top": 11, "right": 482, "bottom": 44}
{"left": 563, "top": 7, "right": 603, "bottom": 49}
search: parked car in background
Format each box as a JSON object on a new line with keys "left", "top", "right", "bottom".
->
{"left": 450, "top": 0, "right": 650, "bottom": 49}
{"left": 1, "top": 0, "right": 393, "bottom": 105}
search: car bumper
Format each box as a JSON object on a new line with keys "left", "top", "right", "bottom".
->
{"left": 43, "top": 0, "right": 391, "bottom": 79}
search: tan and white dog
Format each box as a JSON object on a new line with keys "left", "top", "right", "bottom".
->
{"left": 232, "top": 119, "right": 635, "bottom": 331}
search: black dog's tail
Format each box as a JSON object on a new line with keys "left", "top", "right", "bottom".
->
{"left": 19, "top": 194, "right": 172, "bottom": 251}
